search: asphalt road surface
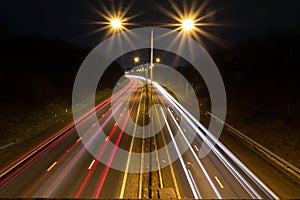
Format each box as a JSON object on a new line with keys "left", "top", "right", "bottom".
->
{"left": 0, "top": 76, "right": 281, "bottom": 199}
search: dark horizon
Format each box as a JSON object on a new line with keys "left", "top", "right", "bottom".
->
{"left": 1, "top": 0, "right": 300, "bottom": 48}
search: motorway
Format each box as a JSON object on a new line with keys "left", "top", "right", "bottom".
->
{"left": 0, "top": 76, "right": 279, "bottom": 199}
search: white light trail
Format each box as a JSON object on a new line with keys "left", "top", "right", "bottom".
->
{"left": 152, "top": 97, "right": 181, "bottom": 199}
{"left": 125, "top": 76, "right": 278, "bottom": 199}
{"left": 156, "top": 83, "right": 260, "bottom": 198}
{"left": 160, "top": 107, "right": 200, "bottom": 199}
{"left": 187, "top": 169, "right": 202, "bottom": 198}
{"left": 154, "top": 81, "right": 276, "bottom": 199}
{"left": 167, "top": 108, "right": 221, "bottom": 199}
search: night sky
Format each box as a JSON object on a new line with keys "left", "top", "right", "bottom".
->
{"left": 1, "top": 0, "right": 299, "bottom": 48}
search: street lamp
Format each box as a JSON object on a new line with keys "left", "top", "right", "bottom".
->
{"left": 181, "top": 18, "right": 195, "bottom": 31}
{"left": 134, "top": 57, "right": 140, "bottom": 63}
{"left": 110, "top": 19, "right": 122, "bottom": 29}
{"left": 155, "top": 57, "right": 161, "bottom": 63}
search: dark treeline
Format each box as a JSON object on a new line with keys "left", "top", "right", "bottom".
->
{"left": 179, "top": 28, "right": 300, "bottom": 87}
{"left": 0, "top": 34, "right": 124, "bottom": 107}
{"left": 215, "top": 30, "right": 300, "bottom": 83}
{"left": 1, "top": 27, "right": 299, "bottom": 120}
{"left": 175, "top": 27, "right": 300, "bottom": 122}
{"left": 0, "top": 34, "right": 88, "bottom": 106}
{"left": 214, "top": 28, "right": 300, "bottom": 122}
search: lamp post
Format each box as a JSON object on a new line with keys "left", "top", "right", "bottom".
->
{"left": 108, "top": 15, "right": 197, "bottom": 118}
{"left": 105, "top": 14, "right": 200, "bottom": 198}
{"left": 149, "top": 29, "right": 154, "bottom": 120}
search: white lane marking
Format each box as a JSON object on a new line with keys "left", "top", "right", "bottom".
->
{"left": 215, "top": 176, "right": 224, "bottom": 189}
{"left": 135, "top": 78, "right": 276, "bottom": 199}
{"left": 186, "top": 161, "right": 192, "bottom": 167}
{"left": 194, "top": 145, "right": 199, "bottom": 152}
{"left": 47, "top": 162, "right": 58, "bottom": 172}
{"left": 76, "top": 138, "right": 81, "bottom": 143}
{"left": 88, "top": 159, "right": 96, "bottom": 170}
{"left": 167, "top": 108, "right": 222, "bottom": 199}
{"left": 157, "top": 83, "right": 268, "bottom": 198}
{"left": 154, "top": 91, "right": 181, "bottom": 199}
{"left": 105, "top": 136, "right": 109, "bottom": 142}
{"left": 0, "top": 120, "right": 76, "bottom": 178}
{"left": 165, "top": 99, "right": 262, "bottom": 198}
{"left": 161, "top": 107, "right": 200, "bottom": 199}
{"left": 156, "top": 110, "right": 182, "bottom": 198}
{"left": 155, "top": 84, "right": 261, "bottom": 198}
{"left": 92, "top": 123, "right": 96, "bottom": 127}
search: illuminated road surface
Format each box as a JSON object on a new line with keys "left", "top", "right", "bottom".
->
{"left": 0, "top": 77, "right": 278, "bottom": 199}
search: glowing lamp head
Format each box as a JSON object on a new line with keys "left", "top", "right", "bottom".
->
{"left": 111, "top": 19, "right": 122, "bottom": 29}
{"left": 156, "top": 58, "right": 161, "bottom": 63}
{"left": 134, "top": 57, "right": 139, "bottom": 63}
{"left": 182, "top": 19, "right": 194, "bottom": 31}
